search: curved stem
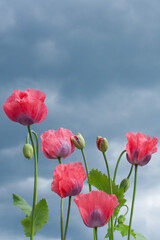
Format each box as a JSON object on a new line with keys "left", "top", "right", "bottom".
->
{"left": 26, "top": 131, "right": 39, "bottom": 163}
{"left": 128, "top": 165, "right": 138, "bottom": 240}
{"left": 127, "top": 165, "right": 133, "bottom": 179}
{"left": 102, "top": 152, "right": 114, "bottom": 240}
{"left": 113, "top": 150, "right": 126, "bottom": 182}
{"left": 27, "top": 126, "right": 38, "bottom": 240}
{"left": 64, "top": 196, "right": 72, "bottom": 240}
{"left": 124, "top": 204, "right": 129, "bottom": 216}
{"left": 81, "top": 149, "right": 92, "bottom": 192}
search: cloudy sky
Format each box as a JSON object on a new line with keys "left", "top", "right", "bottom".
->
{"left": 1, "top": 0, "right": 160, "bottom": 239}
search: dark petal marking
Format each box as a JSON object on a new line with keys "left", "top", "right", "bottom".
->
{"left": 138, "top": 154, "right": 151, "bottom": 166}
{"left": 68, "top": 184, "right": 82, "bottom": 196}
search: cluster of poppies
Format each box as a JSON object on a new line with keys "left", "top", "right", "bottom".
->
{"left": 3, "top": 89, "right": 158, "bottom": 239}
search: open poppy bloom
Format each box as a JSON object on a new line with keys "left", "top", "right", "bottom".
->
{"left": 126, "top": 132, "right": 158, "bottom": 166}
{"left": 51, "top": 162, "right": 87, "bottom": 198}
{"left": 41, "top": 128, "right": 75, "bottom": 159}
{"left": 74, "top": 191, "right": 119, "bottom": 228}
{"left": 3, "top": 89, "right": 47, "bottom": 125}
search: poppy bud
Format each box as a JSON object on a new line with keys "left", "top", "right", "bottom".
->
{"left": 23, "top": 143, "right": 33, "bottom": 159}
{"left": 71, "top": 133, "right": 85, "bottom": 150}
{"left": 118, "top": 215, "right": 126, "bottom": 224}
{"left": 96, "top": 136, "right": 108, "bottom": 152}
{"left": 120, "top": 178, "right": 130, "bottom": 192}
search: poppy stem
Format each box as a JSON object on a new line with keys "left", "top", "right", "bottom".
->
{"left": 128, "top": 164, "right": 138, "bottom": 240}
{"left": 102, "top": 152, "right": 114, "bottom": 240}
{"left": 81, "top": 149, "right": 91, "bottom": 191}
{"left": 60, "top": 198, "right": 64, "bottom": 240}
{"left": 58, "top": 157, "right": 64, "bottom": 240}
{"left": 27, "top": 126, "right": 38, "bottom": 240}
{"left": 94, "top": 227, "right": 98, "bottom": 240}
{"left": 26, "top": 131, "right": 39, "bottom": 163}
{"left": 113, "top": 150, "right": 126, "bottom": 182}
{"left": 64, "top": 196, "right": 72, "bottom": 240}
{"left": 127, "top": 165, "right": 133, "bottom": 179}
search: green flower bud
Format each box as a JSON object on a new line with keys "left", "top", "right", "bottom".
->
{"left": 96, "top": 136, "right": 108, "bottom": 152}
{"left": 23, "top": 143, "right": 33, "bottom": 159}
{"left": 118, "top": 215, "right": 126, "bottom": 224}
{"left": 120, "top": 178, "right": 130, "bottom": 192}
{"left": 71, "top": 133, "right": 85, "bottom": 149}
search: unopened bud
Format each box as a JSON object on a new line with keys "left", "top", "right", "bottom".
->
{"left": 23, "top": 143, "right": 33, "bottom": 159}
{"left": 118, "top": 215, "right": 126, "bottom": 224}
{"left": 96, "top": 136, "right": 108, "bottom": 152}
{"left": 120, "top": 178, "right": 130, "bottom": 192}
{"left": 71, "top": 133, "right": 85, "bottom": 149}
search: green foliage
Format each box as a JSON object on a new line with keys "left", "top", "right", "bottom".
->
{"left": 88, "top": 168, "right": 126, "bottom": 217}
{"left": 21, "top": 198, "right": 49, "bottom": 237}
{"left": 105, "top": 224, "right": 136, "bottom": 238}
{"left": 135, "top": 232, "right": 147, "bottom": 240}
{"left": 12, "top": 193, "right": 32, "bottom": 216}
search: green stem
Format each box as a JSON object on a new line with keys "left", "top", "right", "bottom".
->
{"left": 81, "top": 149, "right": 91, "bottom": 191}
{"left": 27, "top": 126, "right": 38, "bottom": 240}
{"left": 60, "top": 198, "right": 64, "bottom": 240}
{"left": 128, "top": 165, "right": 138, "bottom": 240}
{"left": 58, "top": 157, "right": 63, "bottom": 240}
{"left": 113, "top": 150, "right": 126, "bottom": 182}
{"left": 94, "top": 227, "right": 98, "bottom": 240}
{"left": 64, "top": 196, "right": 72, "bottom": 240}
{"left": 127, "top": 165, "right": 133, "bottom": 179}
{"left": 102, "top": 152, "right": 114, "bottom": 240}
{"left": 26, "top": 131, "right": 39, "bottom": 163}
{"left": 58, "top": 157, "right": 62, "bottom": 164}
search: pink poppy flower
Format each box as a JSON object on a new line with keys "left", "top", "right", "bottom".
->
{"left": 3, "top": 89, "right": 47, "bottom": 125}
{"left": 74, "top": 191, "right": 119, "bottom": 228}
{"left": 40, "top": 128, "right": 75, "bottom": 159}
{"left": 126, "top": 132, "right": 158, "bottom": 166}
{"left": 51, "top": 162, "right": 87, "bottom": 198}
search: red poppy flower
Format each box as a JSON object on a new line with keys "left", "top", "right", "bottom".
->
{"left": 51, "top": 162, "right": 87, "bottom": 198}
{"left": 40, "top": 128, "right": 75, "bottom": 159}
{"left": 74, "top": 191, "right": 119, "bottom": 228}
{"left": 126, "top": 132, "right": 158, "bottom": 166}
{"left": 3, "top": 89, "right": 47, "bottom": 125}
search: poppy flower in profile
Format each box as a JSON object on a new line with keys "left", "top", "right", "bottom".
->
{"left": 126, "top": 132, "right": 158, "bottom": 166}
{"left": 41, "top": 128, "right": 75, "bottom": 159}
{"left": 74, "top": 191, "right": 119, "bottom": 228}
{"left": 51, "top": 162, "right": 87, "bottom": 198}
{"left": 3, "top": 89, "right": 47, "bottom": 126}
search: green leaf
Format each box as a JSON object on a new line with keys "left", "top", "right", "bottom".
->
{"left": 135, "top": 232, "right": 147, "bottom": 240}
{"left": 105, "top": 224, "right": 136, "bottom": 239}
{"left": 88, "top": 169, "right": 126, "bottom": 207}
{"left": 21, "top": 198, "right": 49, "bottom": 237}
{"left": 12, "top": 193, "right": 32, "bottom": 216}
{"left": 115, "top": 224, "right": 136, "bottom": 238}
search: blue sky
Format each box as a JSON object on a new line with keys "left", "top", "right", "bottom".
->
{"left": 1, "top": 0, "right": 160, "bottom": 239}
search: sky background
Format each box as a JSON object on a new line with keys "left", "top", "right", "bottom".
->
{"left": 1, "top": 0, "right": 160, "bottom": 239}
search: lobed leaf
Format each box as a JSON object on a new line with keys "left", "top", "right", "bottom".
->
{"left": 88, "top": 169, "right": 126, "bottom": 207}
{"left": 12, "top": 193, "right": 32, "bottom": 216}
{"left": 21, "top": 198, "right": 49, "bottom": 237}
{"left": 105, "top": 224, "right": 136, "bottom": 238}
{"left": 135, "top": 232, "right": 147, "bottom": 240}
